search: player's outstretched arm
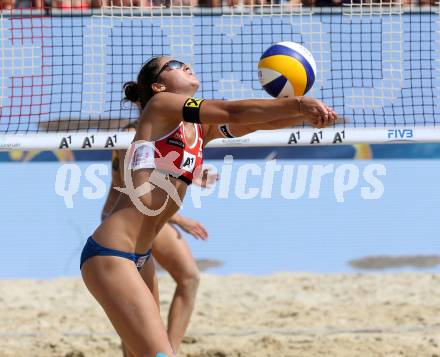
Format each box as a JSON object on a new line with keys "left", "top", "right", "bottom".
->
{"left": 146, "top": 92, "right": 334, "bottom": 126}
{"left": 203, "top": 100, "right": 338, "bottom": 143}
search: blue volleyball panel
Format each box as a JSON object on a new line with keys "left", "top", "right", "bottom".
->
{"left": 262, "top": 75, "right": 287, "bottom": 97}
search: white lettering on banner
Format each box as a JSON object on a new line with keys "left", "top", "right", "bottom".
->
{"left": 331, "top": 15, "right": 404, "bottom": 109}
{"left": 0, "top": 19, "right": 43, "bottom": 111}
{"left": 162, "top": 17, "right": 195, "bottom": 71}
{"left": 2, "top": 14, "right": 436, "bottom": 125}
{"left": 437, "top": 12, "right": 440, "bottom": 113}
{"left": 82, "top": 17, "right": 113, "bottom": 115}
{"left": 213, "top": 13, "right": 404, "bottom": 108}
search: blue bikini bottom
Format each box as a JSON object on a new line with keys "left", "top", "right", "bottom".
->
{"left": 80, "top": 236, "right": 152, "bottom": 271}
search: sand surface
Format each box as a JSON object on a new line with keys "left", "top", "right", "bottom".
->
{"left": 1, "top": 273, "right": 440, "bottom": 357}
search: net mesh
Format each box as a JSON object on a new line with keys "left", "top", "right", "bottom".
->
{"left": 0, "top": 2, "right": 439, "bottom": 134}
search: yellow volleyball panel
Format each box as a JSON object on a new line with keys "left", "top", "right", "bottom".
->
{"left": 258, "top": 55, "right": 308, "bottom": 96}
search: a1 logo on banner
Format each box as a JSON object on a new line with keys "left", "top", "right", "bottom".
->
{"left": 181, "top": 151, "right": 196, "bottom": 172}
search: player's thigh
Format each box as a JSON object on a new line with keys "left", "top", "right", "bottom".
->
{"left": 153, "top": 224, "right": 200, "bottom": 282}
{"left": 81, "top": 256, "right": 171, "bottom": 355}
{"left": 139, "top": 256, "right": 160, "bottom": 306}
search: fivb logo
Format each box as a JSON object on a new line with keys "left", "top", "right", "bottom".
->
{"left": 387, "top": 129, "right": 414, "bottom": 140}
{"left": 115, "top": 140, "right": 188, "bottom": 216}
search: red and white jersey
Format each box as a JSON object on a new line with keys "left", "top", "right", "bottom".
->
{"left": 130, "top": 122, "right": 204, "bottom": 184}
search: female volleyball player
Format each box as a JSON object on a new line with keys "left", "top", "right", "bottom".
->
{"left": 102, "top": 125, "right": 215, "bottom": 354}
{"left": 81, "top": 56, "right": 337, "bottom": 357}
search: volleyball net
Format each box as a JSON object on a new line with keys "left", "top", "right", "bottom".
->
{"left": 0, "top": 2, "right": 439, "bottom": 149}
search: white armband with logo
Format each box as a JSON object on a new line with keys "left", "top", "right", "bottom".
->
{"left": 130, "top": 143, "right": 156, "bottom": 170}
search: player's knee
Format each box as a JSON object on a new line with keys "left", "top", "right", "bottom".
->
{"left": 178, "top": 270, "right": 200, "bottom": 294}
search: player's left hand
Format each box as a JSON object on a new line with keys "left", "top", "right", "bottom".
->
{"left": 177, "top": 217, "right": 209, "bottom": 240}
{"left": 310, "top": 105, "right": 338, "bottom": 128}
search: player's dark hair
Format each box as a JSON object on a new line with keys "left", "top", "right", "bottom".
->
{"left": 123, "top": 56, "right": 164, "bottom": 110}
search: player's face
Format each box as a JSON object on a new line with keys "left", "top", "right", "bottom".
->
{"left": 154, "top": 57, "right": 200, "bottom": 94}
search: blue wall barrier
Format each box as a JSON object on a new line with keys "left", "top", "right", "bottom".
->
{"left": 0, "top": 159, "right": 439, "bottom": 278}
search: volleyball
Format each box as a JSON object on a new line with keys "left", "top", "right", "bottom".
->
{"left": 258, "top": 41, "right": 317, "bottom": 98}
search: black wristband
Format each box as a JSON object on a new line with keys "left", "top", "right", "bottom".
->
{"left": 182, "top": 98, "right": 204, "bottom": 123}
{"left": 219, "top": 124, "right": 235, "bottom": 138}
